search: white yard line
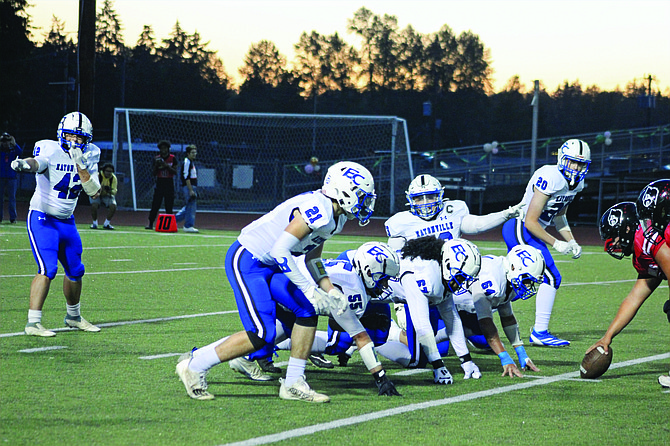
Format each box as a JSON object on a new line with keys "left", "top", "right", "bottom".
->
{"left": 18, "top": 345, "right": 68, "bottom": 353}
{"left": 2, "top": 311, "right": 236, "bottom": 338}
{"left": 218, "top": 353, "right": 670, "bottom": 446}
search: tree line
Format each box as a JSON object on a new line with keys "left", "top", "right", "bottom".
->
{"left": 1, "top": 0, "right": 667, "bottom": 152}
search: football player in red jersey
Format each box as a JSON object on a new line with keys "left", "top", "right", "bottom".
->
{"left": 589, "top": 179, "right": 670, "bottom": 387}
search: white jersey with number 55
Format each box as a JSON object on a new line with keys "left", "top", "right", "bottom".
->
{"left": 520, "top": 165, "right": 584, "bottom": 229}
{"left": 29, "top": 139, "right": 101, "bottom": 219}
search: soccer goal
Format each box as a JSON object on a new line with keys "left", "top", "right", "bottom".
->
{"left": 111, "top": 108, "right": 413, "bottom": 217}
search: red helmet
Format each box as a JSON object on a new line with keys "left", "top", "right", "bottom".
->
{"left": 636, "top": 179, "right": 670, "bottom": 233}
{"left": 599, "top": 202, "right": 638, "bottom": 259}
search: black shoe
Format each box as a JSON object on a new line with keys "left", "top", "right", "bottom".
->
{"left": 309, "top": 353, "right": 334, "bottom": 369}
{"left": 257, "top": 358, "right": 281, "bottom": 373}
{"left": 145, "top": 225, "right": 153, "bottom": 230}
{"left": 337, "top": 352, "right": 351, "bottom": 367}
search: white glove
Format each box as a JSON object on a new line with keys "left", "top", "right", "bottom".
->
{"left": 11, "top": 159, "right": 30, "bottom": 172}
{"left": 504, "top": 201, "right": 525, "bottom": 220}
{"left": 303, "top": 286, "right": 331, "bottom": 315}
{"left": 328, "top": 288, "right": 348, "bottom": 315}
{"left": 552, "top": 239, "right": 572, "bottom": 255}
{"left": 568, "top": 239, "right": 582, "bottom": 259}
{"left": 460, "top": 360, "right": 482, "bottom": 379}
{"left": 69, "top": 147, "right": 89, "bottom": 170}
{"left": 433, "top": 366, "right": 454, "bottom": 385}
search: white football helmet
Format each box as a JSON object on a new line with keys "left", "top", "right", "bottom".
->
{"left": 57, "top": 112, "right": 93, "bottom": 152}
{"left": 322, "top": 161, "right": 376, "bottom": 226}
{"left": 406, "top": 174, "right": 444, "bottom": 220}
{"left": 557, "top": 139, "right": 591, "bottom": 186}
{"left": 504, "top": 245, "right": 546, "bottom": 301}
{"left": 441, "top": 238, "right": 481, "bottom": 294}
{"left": 352, "top": 242, "right": 400, "bottom": 298}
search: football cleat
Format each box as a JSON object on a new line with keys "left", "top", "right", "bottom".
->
{"left": 24, "top": 322, "right": 56, "bottom": 337}
{"left": 229, "top": 357, "right": 272, "bottom": 381}
{"left": 257, "top": 358, "right": 281, "bottom": 373}
{"left": 183, "top": 227, "right": 199, "bottom": 233}
{"left": 178, "top": 347, "right": 199, "bottom": 363}
{"left": 279, "top": 376, "right": 330, "bottom": 403}
{"left": 529, "top": 328, "right": 570, "bottom": 347}
{"left": 308, "top": 353, "right": 334, "bottom": 369}
{"left": 90, "top": 222, "right": 98, "bottom": 229}
{"left": 337, "top": 352, "right": 351, "bottom": 367}
{"left": 175, "top": 358, "right": 214, "bottom": 400}
{"left": 658, "top": 374, "right": 670, "bottom": 388}
{"left": 103, "top": 224, "right": 114, "bottom": 230}
{"left": 64, "top": 316, "right": 101, "bottom": 332}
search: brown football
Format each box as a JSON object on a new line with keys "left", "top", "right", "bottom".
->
{"left": 580, "top": 345, "right": 613, "bottom": 379}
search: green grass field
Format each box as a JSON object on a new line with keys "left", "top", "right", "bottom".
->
{"left": 1, "top": 223, "right": 669, "bottom": 446}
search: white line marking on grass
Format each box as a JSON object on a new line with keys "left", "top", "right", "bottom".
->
{"left": 140, "top": 353, "right": 184, "bottom": 360}
{"left": 523, "top": 374, "right": 599, "bottom": 382}
{"left": 0, "top": 243, "right": 233, "bottom": 253}
{"left": 1, "top": 266, "right": 225, "bottom": 279}
{"left": 219, "top": 352, "right": 670, "bottom": 446}
{"left": 18, "top": 345, "right": 68, "bottom": 353}
{"left": 393, "top": 368, "right": 431, "bottom": 376}
{"left": 0, "top": 310, "right": 236, "bottom": 338}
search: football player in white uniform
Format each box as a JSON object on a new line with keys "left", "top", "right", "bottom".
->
{"left": 385, "top": 174, "right": 523, "bottom": 252}
{"left": 502, "top": 139, "right": 590, "bottom": 347}
{"left": 469, "top": 245, "right": 545, "bottom": 377}
{"left": 391, "top": 237, "right": 483, "bottom": 384}
{"left": 176, "top": 161, "right": 376, "bottom": 402}
{"left": 384, "top": 174, "right": 522, "bottom": 375}
{"left": 11, "top": 112, "right": 102, "bottom": 337}
{"left": 269, "top": 242, "right": 402, "bottom": 396}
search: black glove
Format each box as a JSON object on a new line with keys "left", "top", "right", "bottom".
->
{"left": 663, "top": 299, "right": 670, "bottom": 323}
{"left": 374, "top": 370, "right": 401, "bottom": 396}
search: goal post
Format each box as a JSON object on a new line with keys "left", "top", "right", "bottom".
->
{"left": 111, "top": 108, "right": 414, "bottom": 217}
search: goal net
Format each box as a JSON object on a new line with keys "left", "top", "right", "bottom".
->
{"left": 111, "top": 108, "right": 413, "bottom": 217}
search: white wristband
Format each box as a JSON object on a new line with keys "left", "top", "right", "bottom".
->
{"left": 81, "top": 175, "right": 100, "bottom": 196}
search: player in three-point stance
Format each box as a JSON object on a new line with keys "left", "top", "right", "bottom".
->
{"left": 502, "top": 139, "right": 591, "bottom": 347}
{"left": 389, "top": 237, "right": 483, "bottom": 384}
{"left": 384, "top": 174, "right": 523, "bottom": 375}
{"left": 468, "top": 245, "right": 545, "bottom": 377}
{"left": 269, "top": 242, "right": 402, "bottom": 396}
{"left": 11, "top": 112, "right": 102, "bottom": 337}
{"left": 590, "top": 179, "right": 670, "bottom": 387}
{"left": 175, "top": 161, "right": 376, "bottom": 402}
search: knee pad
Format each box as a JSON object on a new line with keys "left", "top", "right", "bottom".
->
{"left": 295, "top": 315, "right": 318, "bottom": 328}
{"left": 246, "top": 331, "right": 267, "bottom": 351}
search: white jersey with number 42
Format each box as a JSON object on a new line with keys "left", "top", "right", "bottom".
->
{"left": 29, "top": 139, "right": 101, "bottom": 219}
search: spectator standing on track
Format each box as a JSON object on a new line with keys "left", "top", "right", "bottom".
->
{"left": 175, "top": 144, "right": 199, "bottom": 233}
{"left": 0, "top": 132, "right": 22, "bottom": 224}
{"left": 90, "top": 162, "right": 118, "bottom": 230}
{"left": 146, "top": 140, "right": 177, "bottom": 229}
